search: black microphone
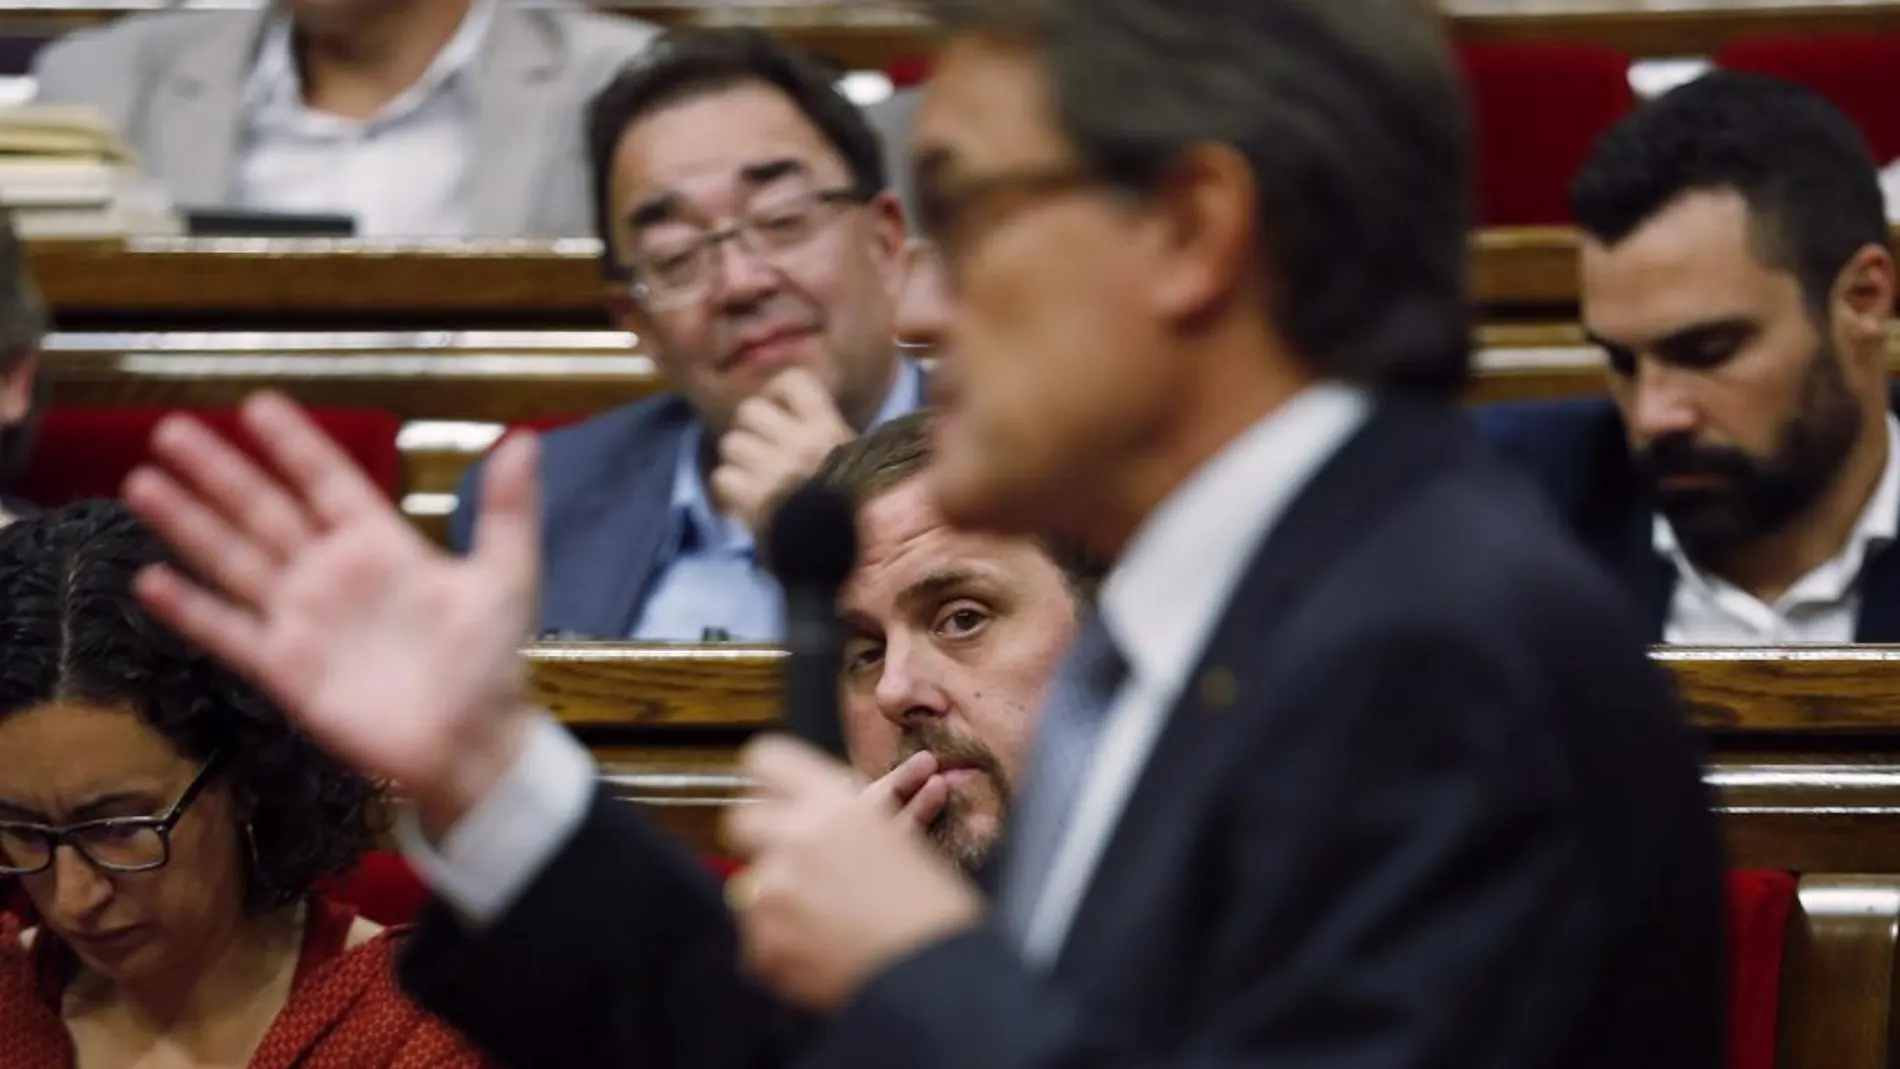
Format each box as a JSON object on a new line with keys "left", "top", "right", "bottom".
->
{"left": 765, "top": 481, "right": 859, "bottom": 760}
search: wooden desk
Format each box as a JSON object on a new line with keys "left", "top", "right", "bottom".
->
{"left": 37, "top": 324, "right": 1603, "bottom": 416}
{"left": 27, "top": 225, "right": 1893, "bottom": 328}
{"left": 42, "top": 330, "right": 661, "bottom": 421}
{"left": 17, "top": 230, "right": 1571, "bottom": 330}
{"left": 517, "top": 643, "right": 1900, "bottom": 872}
{"left": 9, "top": 2, "right": 1900, "bottom": 63}
{"left": 26, "top": 238, "right": 608, "bottom": 331}
{"left": 28, "top": 321, "right": 1608, "bottom": 546}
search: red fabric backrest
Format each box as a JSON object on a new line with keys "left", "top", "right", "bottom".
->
{"left": 319, "top": 850, "right": 432, "bottom": 927}
{"left": 1457, "top": 42, "right": 1636, "bottom": 226}
{"left": 1719, "top": 34, "right": 1900, "bottom": 162}
{"left": 884, "top": 55, "right": 933, "bottom": 89}
{"left": 13, "top": 406, "right": 404, "bottom": 508}
{"left": 1726, "top": 869, "right": 1797, "bottom": 1069}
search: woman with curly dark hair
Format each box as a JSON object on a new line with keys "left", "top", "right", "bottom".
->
{"left": 0, "top": 500, "right": 487, "bottom": 1068}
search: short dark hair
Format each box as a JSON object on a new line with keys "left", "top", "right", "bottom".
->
{"left": 811, "top": 411, "right": 1105, "bottom": 601}
{"left": 0, "top": 210, "right": 47, "bottom": 489}
{"left": 585, "top": 27, "right": 889, "bottom": 279}
{"left": 0, "top": 501, "right": 375, "bottom": 914}
{"left": 1571, "top": 71, "right": 1890, "bottom": 318}
{"left": 918, "top": 0, "right": 1475, "bottom": 398}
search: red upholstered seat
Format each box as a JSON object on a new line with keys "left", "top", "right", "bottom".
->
{"left": 14, "top": 406, "right": 403, "bottom": 508}
{"left": 321, "top": 850, "right": 432, "bottom": 927}
{"left": 1726, "top": 869, "right": 1797, "bottom": 1069}
{"left": 1457, "top": 42, "right": 1636, "bottom": 226}
{"left": 1719, "top": 34, "right": 1900, "bottom": 162}
{"left": 884, "top": 55, "right": 933, "bottom": 90}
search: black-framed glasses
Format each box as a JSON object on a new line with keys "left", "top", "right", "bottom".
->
{"left": 0, "top": 752, "right": 225, "bottom": 876}
{"left": 625, "top": 186, "right": 867, "bottom": 309}
{"left": 913, "top": 161, "right": 1100, "bottom": 271}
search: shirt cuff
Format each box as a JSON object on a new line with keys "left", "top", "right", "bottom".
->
{"left": 395, "top": 713, "right": 596, "bottom": 927}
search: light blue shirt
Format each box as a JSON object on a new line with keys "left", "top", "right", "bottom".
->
{"left": 628, "top": 360, "right": 924, "bottom": 641}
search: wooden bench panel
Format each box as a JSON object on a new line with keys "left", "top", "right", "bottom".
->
{"left": 26, "top": 239, "right": 608, "bottom": 330}
{"left": 32, "top": 320, "right": 1633, "bottom": 547}
{"left": 519, "top": 645, "right": 1900, "bottom": 870}
{"left": 531, "top": 644, "right": 1900, "bottom": 736}
{"left": 42, "top": 330, "right": 663, "bottom": 422}
{"left": 0, "top": 229, "right": 1755, "bottom": 328}
{"left": 1778, "top": 875, "right": 1900, "bottom": 1069}
{"left": 43, "top": 325, "right": 1614, "bottom": 418}
{"left": 1712, "top": 758, "right": 1900, "bottom": 873}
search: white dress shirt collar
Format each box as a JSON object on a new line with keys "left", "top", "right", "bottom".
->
{"left": 1101, "top": 383, "right": 1373, "bottom": 693}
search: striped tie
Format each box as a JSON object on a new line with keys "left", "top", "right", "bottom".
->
{"left": 997, "top": 609, "right": 1128, "bottom": 950}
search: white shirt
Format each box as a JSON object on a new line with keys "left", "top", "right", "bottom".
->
{"left": 1019, "top": 383, "right": 1370, "bottom": 964}
{"left": 231, "top": 0, "right": 494, "bottom": 237}
{"left": 1659, "top": 413, "right": 1900, "bottom": 645}
{"left": 400, "top": 384, "right": 1372, "bottom": 932}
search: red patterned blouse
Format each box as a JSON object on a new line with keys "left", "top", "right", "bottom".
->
{"left": 0, "top": 895, "right": 489, "bottom": 1068}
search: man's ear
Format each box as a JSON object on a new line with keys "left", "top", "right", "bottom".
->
{"left": 865, "top": 190, "right": 910, "bottom": 303}
{"left": 1831, "top": 244, "right": 1896, "bottom": 378}
{"left": 1142, "top": 142, "right": 1258, "bottom": 327}
{"left": 603, "top": 282, "right": 652, "bottom": 338}
{"left": 0, "top": 351, "right": 37, "bottom": 424}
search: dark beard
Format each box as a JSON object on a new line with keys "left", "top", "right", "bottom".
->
{"left": 890, "top": 721, "right": 1013, "bottom": 876}
{"left": 1635, "top": 340, "right": 1863, "bottom": 561}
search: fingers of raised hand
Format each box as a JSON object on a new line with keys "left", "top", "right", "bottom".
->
{"left": 124, "top": 464, "right": 286, "bottom": 610}
{"left": 145, "top": 414, "right": 315, "bottom": 562}
{"left": 240, "top": 393, "right": 387, "bottom": 528}
{"left": 469, "top": 431, "right": 543, "bottom": 606}
{"left": 132, "top": 563, "right": 268, "bottom": 682}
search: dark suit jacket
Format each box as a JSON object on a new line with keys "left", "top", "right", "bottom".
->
{"left": 451, "top": 395, "right": 697, "bottom": 638}
{"left": 453, "top": 367, "right": 929, "bottom": 639}
{"left": 1474, "top": 395, "right": 1900, "bottom": 642}
{"left": 402, "top": 398, "right": 1725, "bottom": 1069}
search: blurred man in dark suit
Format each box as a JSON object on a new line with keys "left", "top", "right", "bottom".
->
{"left": 1479, "top": 73, "right": 1900, "bottom": 645}
{"left": 122, "top": 2, "right": 1724, "bottom": 1068}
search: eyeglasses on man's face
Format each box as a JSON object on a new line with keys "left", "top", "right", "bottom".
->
{"left": 911, "top": 161, "right": 1100, "bottom": 283}
{"left": 624, "top": 186, "right": 867, "bottom": 310}
{"left": 0, "top": 752, "right": 225, "bottom": 877}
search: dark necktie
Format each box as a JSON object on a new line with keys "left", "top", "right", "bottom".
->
{"left": 997, "top": 609, "right": 1128, "bottom": 950}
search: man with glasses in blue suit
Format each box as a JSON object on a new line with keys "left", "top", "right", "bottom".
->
{"left": 450, "top": 27, "right": 925, "bottom": 642}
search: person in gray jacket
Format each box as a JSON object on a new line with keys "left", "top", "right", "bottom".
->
{"left": 32, "top": 0, "right": 657, "bottom": 238}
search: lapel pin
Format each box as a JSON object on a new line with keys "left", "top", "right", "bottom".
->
{"left": 1199, "top": 667, "right": 1238, "bottom": 710}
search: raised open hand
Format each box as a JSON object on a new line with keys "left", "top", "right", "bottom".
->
{"left": 123, "top": 393, "right": 542, "bottom": 825}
